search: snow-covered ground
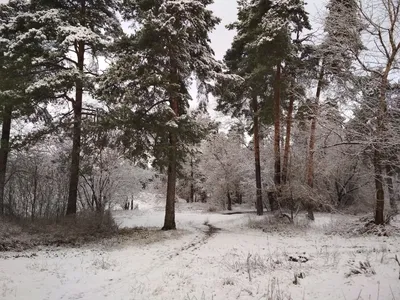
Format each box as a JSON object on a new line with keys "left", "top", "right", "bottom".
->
{"left": 1, "top": 201, "right": 399, "bottom": 300}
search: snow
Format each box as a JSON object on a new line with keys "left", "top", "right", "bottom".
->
{"left": 166, "top": 120, "right": 179, "bottom": 128}
{"left": 1, "top": 205, "right": 399, "bottom": 300}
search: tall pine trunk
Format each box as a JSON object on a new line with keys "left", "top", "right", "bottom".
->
{"left": 252, "top": 96, "right": 263, "bottom": 215}
{"left": 0, "top": 105, "right": 12, "bottom": 216}
{"left": 162, "top": 97, "right": 179, "bottom": 230}
{"left": 306, "top": 64, "right": 324, "bottom": 221}
{"left": 272, "top": 63, "right": 282, "bottom": 211}
{"left": 66, "top": 39, "right": 85, "bottom": 215}
{"left": 282, "top": 93, "right": 294, "bottom": 184}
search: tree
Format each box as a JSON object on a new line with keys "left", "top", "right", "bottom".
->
{"left": 198, "top": 131, "right": 253, "bottom": 210}
{"left": 25, "top": 0, "right": 122, "bottom": 215}
{"left": 305, "top": 0, "right": 363, "bottom": 220}
{"left": 3, "top": 144, "right": 71, "bottom": 220}
{"left": 216, "top": 0, "right": 310, "bottom": 214}
{"left": 98, "top": 0, "right": 226, "bottom": 230}
{"left": 346, "top": 0, "right": 400, "bottom": 224}
{"left": 0, "top": 0, "right": 55, "bottom": 215}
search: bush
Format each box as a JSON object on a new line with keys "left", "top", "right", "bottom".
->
{"left": 207, "top": 206, "right": 218, "bottom": 212}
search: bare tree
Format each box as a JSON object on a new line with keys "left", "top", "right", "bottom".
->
{"left": 354, "top": 0, "right": 400, "bottom": 224}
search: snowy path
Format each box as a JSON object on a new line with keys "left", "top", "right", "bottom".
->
{"left": 1, "top": 210, "right": 400, "bottom": 300}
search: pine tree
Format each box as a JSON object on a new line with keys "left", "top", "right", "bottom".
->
{"left": 0, "top": 0, "right": 56, "bottom": 215}
{"left": 0, "top": 1, "right": 21, "bottom": 215}
{"left": 98, "top": 0, "right": 226, "bottom": 230}
{"left": 216, "top": 0, "right": 310, "bottom": 214}
{"left": 25, "top": 0, "right": 122, "bottom": 215}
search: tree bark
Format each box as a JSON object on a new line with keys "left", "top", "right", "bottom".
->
{"left": 306, "top": 64, "right": 324, "bottom": 221}
{"left": 373, "top": 68, "right": 391, "bottom": 225}
{"left": 271, "top": 63, "right": 282, "bottom": 212}
{"left": 31, "top": 166, "right": 38, "bottom": 221}
{"left": 282, "top": 93, "right": 294, "bottom": 184}
{"left": 235, "top": 190, "right": 242, "bottom": 205}
{"left": 0, "top": 105, "right": 12, "bottom": 216}
{"left": 7, "top": 180, "right": 13, "bottom": 217}
{"left": 66, "top": 39, "right": 85, "bottom": 215}
{"left": 273, "top": 63, "right": 282, "bottom": 189}
{"left": 227, "top": 190, "right": 232, "bottom": 211}
{"left": 162, "top": 97, "right": 179, "bottom": 230}
{"left": 190, "top": 157, "right": 194, "bottom": 203}
{"left": 374, "top": 148, "right": 385, "bottom": 225}
{"left": 252, "top": 96, "right": 263, "bottom": 216}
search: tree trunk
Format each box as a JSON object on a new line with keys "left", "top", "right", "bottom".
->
{"left": 235, "top": 190, "right": 242, "bottom": 205}
{"left": 190, "top": 157, "right": 194, "bottom": 203}
{"left": 252, "top": 96, "right": 263, "bottom": 216}
{"left": 271, "top": 63, "right": 282, "bottom": 212}
{"left": 0, "top": 105, "right": 12, "bottom": 216}
{"left": 227, "top": 190, "right": 232, "bottom": 211}
{"left": 31, "top": 166, "right": 38, "bottom": 221}
{"left": 66, "top": 39, "right": 85, "bottom": 216}
{"left": 374, "top": 149, "right": 385, "bottom": 225}
{"left": 162, "top": 97, "right": 179, "bottom": 230}
{"left": 373, "top": 71, "right": 390, "bottom": 225}
{"left": 385, "top": 164, "right": 398, "bottom": 212}
{"left": 273, "top": 63, "right": 282, "bottom": 189}
{"left": 306, "top": 64, "right": 324, "bottom": 221}
{"left": 8, "top": 181, "right": 13, "bottom": 217}
{"left": 267, "top": 191, "right": 277, "bottom": 212}
{"left": 282, "top": 94, "right": 294, "bottom": 184}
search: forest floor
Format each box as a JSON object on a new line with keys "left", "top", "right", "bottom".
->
{"left": 0, "top": 198, "right": 400, "bottom": 300}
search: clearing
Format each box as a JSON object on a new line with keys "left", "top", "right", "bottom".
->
{"left": 1, "top": 203, "right": 400, "bottom": 300}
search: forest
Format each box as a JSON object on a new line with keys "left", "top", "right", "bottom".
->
{"left": 1, "top": 0, "right": 399, "bottom": 228}
{"left": 1, "top": 0, "right": 400, "bottom": 299}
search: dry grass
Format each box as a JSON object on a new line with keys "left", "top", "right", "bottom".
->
{"left": 346, "top": 260, "right": 376, "bottom": 278}
{"left": 0, "top": 210, "right": 118, "bottom": 251}
{"left": 247, "top": 214, "right": 310, "bottom": 234}
{"left": 324, "top": 214, "right": 400, "bottom": 237}
{"left": 265, "top": 277, "right": 293, "bottom": 300}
